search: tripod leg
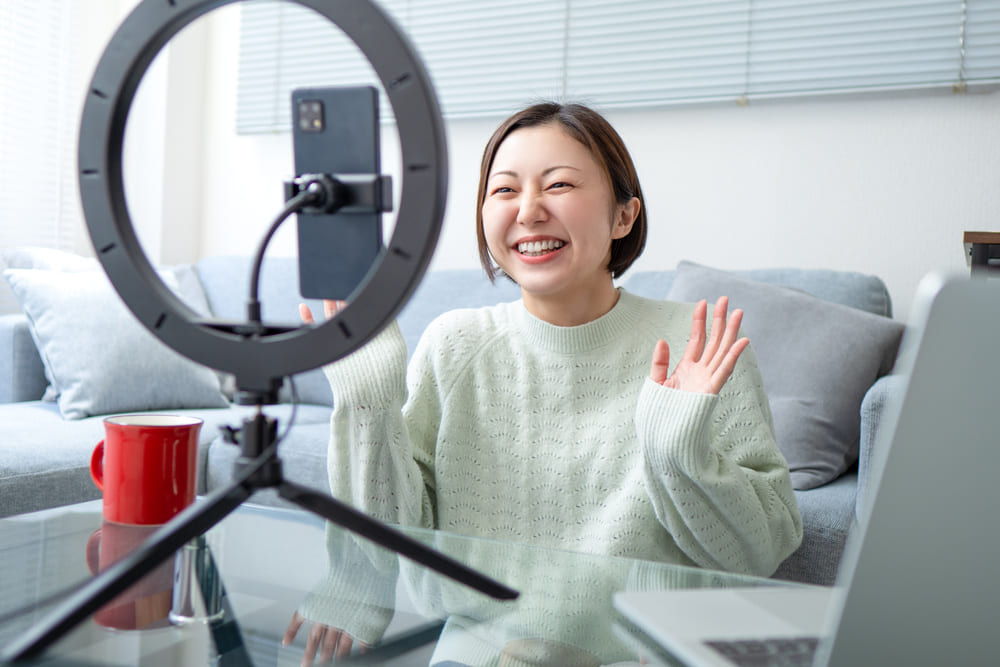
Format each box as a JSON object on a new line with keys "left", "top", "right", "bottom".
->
{"left": 278, "top": 480, "right": 518, "bottom": 600}
{"left": 2, "top": 476, "right": 255, "bottom": 662}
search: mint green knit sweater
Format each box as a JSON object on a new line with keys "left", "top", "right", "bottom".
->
{"left": 323, "top": 289, "right": 802, "bottom": 577}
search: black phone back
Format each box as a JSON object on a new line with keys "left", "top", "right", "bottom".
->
{"left": 292, "top": 85, "right": 383, "bottom": 300}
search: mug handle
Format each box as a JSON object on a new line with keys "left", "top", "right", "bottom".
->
{"left": 85, "top": 528, "right": 102, "bottom": 575}
{"left": 90, "top": 440, "right": 105, "bottom": 491}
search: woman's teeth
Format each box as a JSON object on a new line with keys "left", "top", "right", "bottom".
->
{"left": 517, "top": 240, "right": 564, "bottom": 256}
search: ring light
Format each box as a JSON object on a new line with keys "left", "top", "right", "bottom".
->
{"left": 78, "top": 0, "right": 446, "bottom": 394}
{"left": 2, "top": 1, "right": 518, "bottom": 661}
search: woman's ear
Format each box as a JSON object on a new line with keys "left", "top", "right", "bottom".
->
{"left": 612, "top": 197, "right": 641, "bottom": 240}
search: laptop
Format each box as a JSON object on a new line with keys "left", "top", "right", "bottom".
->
{"left": 614, "top": 272, "right": 1000, "bottom": 666}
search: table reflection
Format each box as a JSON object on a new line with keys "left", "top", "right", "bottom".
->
{"left": 293, "top": 521, "right": 770, "bottom": 665}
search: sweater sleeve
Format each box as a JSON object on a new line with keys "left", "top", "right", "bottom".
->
{"left": 634, "top": 345, "right": 803, "bottom": 577}
{"left": 297, "top": 523, "right": 398, "bottom": 645}
{"left": 322, "top": 321, "right": 436, "bottom": 528}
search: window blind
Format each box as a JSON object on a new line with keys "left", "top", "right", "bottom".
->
{"left": 745, "top": 0, "right": 967, "bottom": 97}
{"left": 235, "top": 0, "right": 566, "bottom": 132}
{"left": 236, "top": 0, "right": 386, "bottom": 133}
{"left": 236, "top": 0, "right": 1000, "bottom": 133}
{"left": 0, "top": 3, "right": 86, "bottom": 314}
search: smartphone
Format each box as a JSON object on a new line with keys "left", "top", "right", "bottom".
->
{"left": 291, "top": 85, "right": 385, "bottom": 300}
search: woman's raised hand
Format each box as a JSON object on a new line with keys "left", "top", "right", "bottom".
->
{"left": 649, "top": 297, "right": 749, "bottom": 395}
{"left": 299, "top": 300, "right": 347, "bottom": 324}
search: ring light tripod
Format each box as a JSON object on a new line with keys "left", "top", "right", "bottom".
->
{"left": 3, "top": 0, "right": 517, "bottom": 661}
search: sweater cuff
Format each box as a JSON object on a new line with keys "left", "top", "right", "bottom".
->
{"left": 297, "top": 540, "right": 398, "bottom": 644}
{"left": 298, "top": 582, "right": 395, "bottom": 645}
{"left": 635, "top": 377, "right": 719, "bottom": 474}
{"left": 323, "top": 320, "right": 407, "bottom": 407}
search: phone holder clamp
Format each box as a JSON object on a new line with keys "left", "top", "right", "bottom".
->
{"left": 284, "top": 173, "right": 393, "bottom": 215}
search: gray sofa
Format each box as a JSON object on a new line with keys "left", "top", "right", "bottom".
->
{"left": 0, "top": 253, "right": 904, "bottom": 586}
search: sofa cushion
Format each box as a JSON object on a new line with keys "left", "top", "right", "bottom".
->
{"left": 775, "top": 472, "right": 858, "bottom": 585}
{"left": 1, "top": 246, "right": 99, "bottom": 272}
{"left": 2, "top": 253, "right": 228, "bottom": 419}
{"left": 665, "top": 261, "right": 904, "bottom": 490}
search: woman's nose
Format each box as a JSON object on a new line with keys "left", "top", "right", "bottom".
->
{"left": 516, "top": 191, "right": 546, "bottom": 225}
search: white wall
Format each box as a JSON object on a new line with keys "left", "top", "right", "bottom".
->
{"left": 608, "top": 92, "right": 1000, "bottom": 322}
{"left": 172, "top": 9, "right": 1000, "bottom": 323}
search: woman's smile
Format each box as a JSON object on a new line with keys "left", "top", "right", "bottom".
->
{"left": 515, "top": 237, "right": 567, "bottom": 260}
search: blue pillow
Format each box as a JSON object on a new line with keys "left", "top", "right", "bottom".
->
{"left": 3, "top": 260, "right": 228, "bottom": 420}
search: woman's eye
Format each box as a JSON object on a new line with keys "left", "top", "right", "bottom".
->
{"left": 491, "top": 186, "right": 514, "bottom": 195}
{"left": 548, "top": 182, "right": 571, "bottom": 190}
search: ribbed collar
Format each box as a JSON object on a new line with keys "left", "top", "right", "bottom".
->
{"left": 512, "top": 289, "right": 645, "bottom": 353}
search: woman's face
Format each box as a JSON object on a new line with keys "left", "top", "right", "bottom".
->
{"left": 481, "top": 123, "right": 635, "bottom": 316}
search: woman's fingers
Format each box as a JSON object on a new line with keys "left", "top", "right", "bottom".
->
{"left": 322, "top": 629, "right": 345, "bottom": 663}
{"left": 283, "top": 611, "right": 305, "bottom": 646}
{"left": 302, "top": 622, "right": 328, "bottom": 666}
{"left": 702, "top": 296, "right": 729, "bottom": 362}
{"left": 300, "top": 300, "right": 347, "bottom": 324}
{"left": 710, "top": 337, "right": 750, "bottom": 393}
{"left": 649, "top": 339, "right": 670, "bottom": 384}
{"left": 334, "top": 633, "right": 354, "bottom": 661}
{"left": 681, "top": 299, "right": 708, "bottom": 363}
{"left": 283, "top": 612, "right": 359, "bottom": 665}
{"left": 324, "top": 299, "right": 347, "bottom": 319}
{"left": 707, "top": 308, "right": 743, "bottom": 371}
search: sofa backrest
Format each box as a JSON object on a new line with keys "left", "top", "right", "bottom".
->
{"left": 3, "top": 258, "right": 894, "bottom": 407}
{"left": 195, "top": 255, "right": 321, "bottom": 324}
{"left": 194, "top": 256, "right": 521, "bottom": 359}
{"left": 623, "top": 268, "right": 893, "bottom": 318}
{"left": 0, "top": 314, "right": 47, "bottom": 403}
{"left": 194, "top": 257, "right": 520, "bottom": 405}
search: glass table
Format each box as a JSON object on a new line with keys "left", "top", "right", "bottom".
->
{"left": 0, "top": 500, "right": 789, "bottom": 666}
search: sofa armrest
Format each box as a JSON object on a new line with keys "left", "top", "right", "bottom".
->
{"left": 0, "top": 314, "right": 47, "bottom": 403}
{"left": 856, "top": 373, "right": 907, "bottom": 519}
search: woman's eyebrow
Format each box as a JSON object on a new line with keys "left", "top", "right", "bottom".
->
{"left": 488, "top": 165, "right": 581, "bottom": 180}
{"left": 542, "top": 165, "right": 581, "bottom": 176}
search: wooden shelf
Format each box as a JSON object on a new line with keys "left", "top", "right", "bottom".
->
{"left": 963, "top": 231, "right": 1000, "bottom": 274}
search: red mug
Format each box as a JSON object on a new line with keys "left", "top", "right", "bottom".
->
{"left": 86, "top": 522, "right": 174, "bottom": 630}
{"left": 90, "top": 414, "right": 202, "bottom": 525}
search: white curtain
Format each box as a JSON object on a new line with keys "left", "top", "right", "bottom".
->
{"left": 0, "top": 5, "right": 76, "bottom": 311}
{"left": 0, "top": 1, "right": 146, "bottom": 313}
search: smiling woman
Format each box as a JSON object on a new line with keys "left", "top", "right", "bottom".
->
{"left": 314, "top": 101, "right": 803, "bottom": 590}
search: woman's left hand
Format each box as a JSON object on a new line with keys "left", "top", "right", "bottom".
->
{"left": 283, "top": 611, "right": 369, "bottom": 665}
{"left": 649, "top": 297, "right": 749, "bottom": 395}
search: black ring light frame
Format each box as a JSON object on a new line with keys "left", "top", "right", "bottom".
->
{"left": 81, "top": 0, "right": 443, "bottom": 396}
{"left": 3, "top": 1, "right": 516, "bottom": 661}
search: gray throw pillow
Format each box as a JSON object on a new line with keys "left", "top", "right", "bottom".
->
{"left": 2, "top": 263, "right": 228, "bottom": 419}
{"left": 666, "top": 261, "right": 904, "bottom": 490}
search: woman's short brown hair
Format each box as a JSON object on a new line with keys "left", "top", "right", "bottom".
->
{"left": 475, "top": 102, "right": 647, "bottom": 282}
